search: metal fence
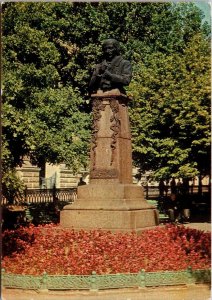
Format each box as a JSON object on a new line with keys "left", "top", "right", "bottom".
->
{"left": 144, "top": 184, "right": 210, "bottom": 199}
{"left": 2, "top": 184, "right": 210, "bottom": 205}
{"left": 2, "top": 187, "right": 77, "bottom": 205}
{"left": 2, "top": 268, "right": 210, "bottom": 291}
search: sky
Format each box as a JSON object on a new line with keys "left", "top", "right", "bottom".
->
{"left": 194, "top": 1, "right": 211, "bottom": 24}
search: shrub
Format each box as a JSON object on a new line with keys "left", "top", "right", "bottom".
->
{"left": 2, "top": 168, "right": 25, "bottom": 204}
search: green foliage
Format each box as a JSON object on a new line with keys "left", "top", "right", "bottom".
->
{"left": 2, "top": 2, "right": 210, "bottom": 179}
{"left": 2, "top": 169, "right": 25, "bottom": 204}
{"left": 129, "top": 32, "right": 210, "bottom": 179}
{"left": 2, "top": 2, "right": 91, "bottom": 171}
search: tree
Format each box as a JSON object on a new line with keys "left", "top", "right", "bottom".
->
{"left": 128, "top": 32, "right": 210, "bottom": 180}
{"left": 2, "top": 2, "right": 91, "bottom": 171}
{"left": 2, "top": 1, "right": 210, "bottom": 180}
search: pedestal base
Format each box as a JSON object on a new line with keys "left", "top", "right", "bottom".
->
{"left": 60, "top": 184, "right": 159, "bottom": 233}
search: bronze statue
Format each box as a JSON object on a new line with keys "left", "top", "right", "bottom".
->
{"left": 89, "top": 39, "right": 132, "bottom": 94}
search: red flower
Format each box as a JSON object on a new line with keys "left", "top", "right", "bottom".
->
{"left": 2, "top": 224, "right": 211, "bottom": 275}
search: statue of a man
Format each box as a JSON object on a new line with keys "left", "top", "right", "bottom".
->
{"left": 89, "top": 39, "right": 132, "bottom": 94}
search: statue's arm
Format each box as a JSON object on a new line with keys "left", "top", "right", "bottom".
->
{"left": 89, "top": 64, "right": 102, "bottom": 91}
{"left": 108, "top": 60, "right": 132, "bottom": 85}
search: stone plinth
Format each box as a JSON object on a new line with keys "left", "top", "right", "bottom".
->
{"left": 60, "top": 90, "right": 159, "bottom": 232}
{"left": 89, "top": 91, "right": 132, "bottom": 184}
{"left": 60, "top": 183, "right": 158, "bottom": 232}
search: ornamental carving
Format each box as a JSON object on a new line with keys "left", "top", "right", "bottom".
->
{"left": 110, "top": 99, "right": 120, "bottom": 165}
{"left": 91, "top": 97, "right": 121, "bottom": 169}
{"left": 91, "top": 98, "right": 106, "bottom": 170}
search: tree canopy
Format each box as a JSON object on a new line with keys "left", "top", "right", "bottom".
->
{"left": 2, "top": 2, "right": 211, "bottom": 179}
{"left": 129, "top": 32, "right": 210, "bottom": 179}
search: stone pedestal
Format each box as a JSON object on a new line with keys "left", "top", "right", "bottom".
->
{"left": 60, "top": 90, "right": 159, "bottom": 232}
{"left": 89, "top": 91, "right": 132, "bottom": 184}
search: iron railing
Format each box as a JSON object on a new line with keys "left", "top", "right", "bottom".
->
{"left": 143, "top": 184, "right": 210, "bottom": 199}
{"left": 2, "top": 184, "right": 210, "bottom": 205}
{"left": 2, "top": 268, "right": 210, "bottom": 291}
{"left": 2, "top": 187, "right": 77, "bottom": 205}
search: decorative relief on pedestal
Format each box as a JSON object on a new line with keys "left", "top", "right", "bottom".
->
{"left": 110, "top": 99, "right": 120, "bottom": 165}
{"left": 90, "top": 168, "right": 118, "bottom": 179}
{"left": 91, "top": 98, "right": 106, "bottom": 169}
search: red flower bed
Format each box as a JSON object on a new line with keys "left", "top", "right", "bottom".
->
{"left": 2, "top": 224, "right": 211, "bottom": 275}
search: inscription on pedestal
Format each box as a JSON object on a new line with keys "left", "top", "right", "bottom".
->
{"left": 90, "top": 168, "right": 119, "bottom": 179}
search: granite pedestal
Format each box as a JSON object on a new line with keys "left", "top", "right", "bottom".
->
{"left": 60, "top": 90, "right": 159, "bottom": 232}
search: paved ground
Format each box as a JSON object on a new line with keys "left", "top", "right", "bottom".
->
{"left": 2, "top": 284, "right": 211, "bottom": 300}
{"left": 183, "top": 222, "right": 211, "bottom": 232}
{"left": 2, "top": 222, "right": 211, "bottom": 300}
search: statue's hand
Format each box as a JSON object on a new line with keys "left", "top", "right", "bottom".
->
{"left": 94, "top": 65, "right": 102, "bottom": 76}
{"left": 98, "top": 64, "right": 107, "bottom": 75}
{"left": 103, "top": 69, "right": 112, "bottom": 79}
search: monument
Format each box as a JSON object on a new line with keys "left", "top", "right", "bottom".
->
{"left": 60, "top": 39, "right": 159, "bottom": 232}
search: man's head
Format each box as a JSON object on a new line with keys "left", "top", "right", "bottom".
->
{"left": 102, "top": 39, "right": 120, "bottom": 60}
